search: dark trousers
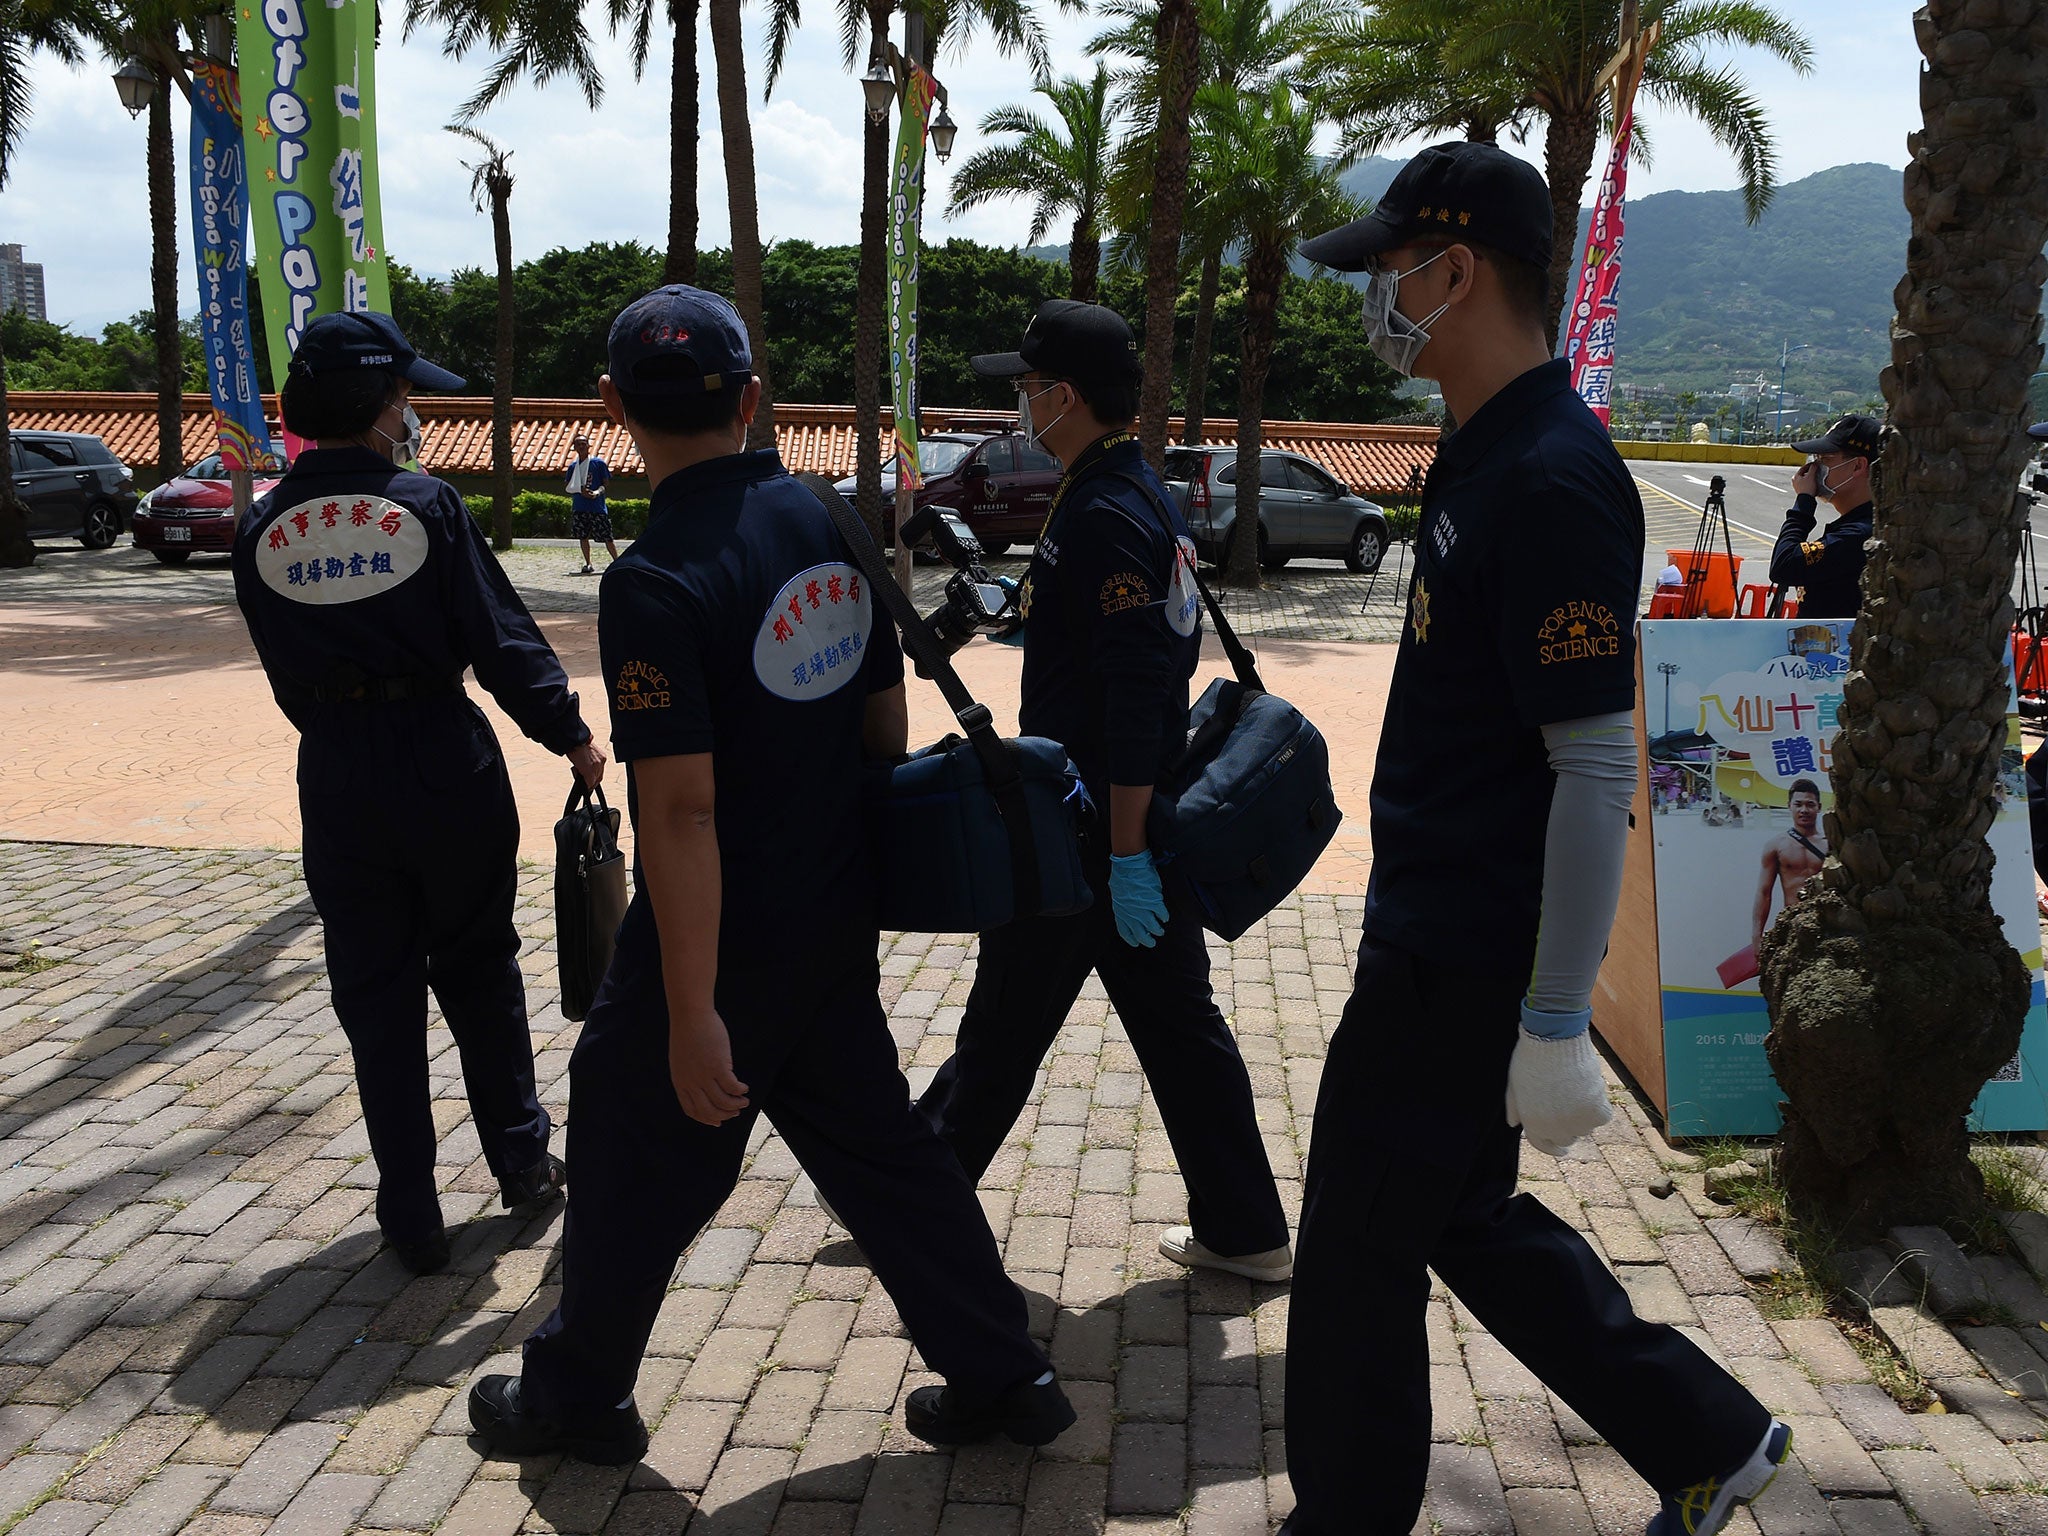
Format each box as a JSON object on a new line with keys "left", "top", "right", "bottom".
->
{"left": 1281, "top": 935, "right": 1770, "bottom": 1534}
{"left": 917, "top": 880, "right": 1289, "bottom": 1259}
{"left": 522, "top": 955, "right": 1049, "bottom": 1418}
{"left": 301, "top": 741, "right": 549, "bottom": 1244}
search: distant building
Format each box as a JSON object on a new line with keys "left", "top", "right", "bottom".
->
{"left": 0, "top": 245, "right": 47, "bottom": 322}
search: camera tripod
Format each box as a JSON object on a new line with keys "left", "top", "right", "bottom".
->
{"left": 1680, "top": 474, "right": 1738, "bottom": 619}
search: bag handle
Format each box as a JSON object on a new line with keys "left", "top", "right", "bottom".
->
{"left": 1106, "top": 471, "right": 1265, "bottom": 694}
{"left": 562, "top": 776, "right": 613, "bottom": 820}
{"left": 797, "top": 472, "right": 1044, "bottom": 916}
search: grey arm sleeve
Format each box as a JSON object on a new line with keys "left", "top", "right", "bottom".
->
{"left": 1526, "top": 711, "right": 1638, "bottom": 1014}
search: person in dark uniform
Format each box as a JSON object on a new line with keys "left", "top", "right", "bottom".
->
{"left": 232, "top": 311, "right": 603, "bottom": 1275}
{"left": 916, "top": 300, "right": 1292, "bottom": 1284}
{"left": 467, "top": 285, "right": 1072, "bottom": 1464}
{"left": 1285, "top": 143, "right": 1788, "bottom": 1536}
{"left": 1769, "top": 413, "right": 1879, "bottom": 619}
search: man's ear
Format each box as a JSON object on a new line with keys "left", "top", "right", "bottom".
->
{"left": 737, "top": 375, "right": 764, "bottom": 427}
{"left": 597, "top": 375, "right": 628, "bottom": 428}
{"left": 1442, "top": 243, "right": 1480, "bottom": 305}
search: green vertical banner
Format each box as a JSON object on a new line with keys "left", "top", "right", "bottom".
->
{"left": 236, "top": 0, "right": 390, "bottom": 389}
{"left": 887, "top": 66, "right": 936, "bottom": 493}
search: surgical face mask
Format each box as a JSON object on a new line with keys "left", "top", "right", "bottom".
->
{"left": 1017, "top": 382, "right": 1070, "bottom": 453}
{"left": 1817, "top": 457, "right": 1863, "bottom": 499}
{"left": 371, "top": 402, "right": 423, "bottom": 467}
{"left": 1360, "top": 249, "right": 1451, "bottom": 378}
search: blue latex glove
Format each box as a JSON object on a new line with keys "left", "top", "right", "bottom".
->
{"left": 1109, "top": 852, "right": 1169, "bottom": 948}
{"left": 994, "top": 577, "right": 1026, "bottom": 646}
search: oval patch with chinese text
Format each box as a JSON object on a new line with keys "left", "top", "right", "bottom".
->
{"left": 254, "top": 494, "right": 429, "bottom": 605}
{"left": 752, "top": 562, "right": 873, "bottom": 702}
{"left": 1167, "top": 535, "right": 1201, "bottom": 638}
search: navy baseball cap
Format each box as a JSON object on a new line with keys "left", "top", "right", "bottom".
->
{"left": 2029, "top": 421, "right": 2048, "bottom": 440}
{"left": 971, "top": 300, "right": 1142, "bottom": 384}
{"left": 608, "top": 285, "right": 754, "bottom": 395}
{"left": 1792, "top": 414, "right": 1883, "bottom": 458}
{"left": 1300, "top": 140, "right": 1554, "bottom": 274}
{"left": 288, "top": 310, "right": 465, "bottom": 390}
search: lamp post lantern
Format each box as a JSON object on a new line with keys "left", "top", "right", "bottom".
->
{"left": 112, "top": 58, "right": 156, "bottom": 118}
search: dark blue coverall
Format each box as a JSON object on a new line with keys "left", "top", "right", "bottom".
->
{"left": 232, "top": 446, "right": 591, "bottom": 1248}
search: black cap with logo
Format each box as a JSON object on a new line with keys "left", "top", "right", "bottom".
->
{"left": 1791, "top": 414, "right": 1882, "bottom": 458}
{"left": 289, "top": 310, "right": 466, "bottom": 391}
{"left": 607, "top": 284, "right": 755, "bottom": 396}
{"left": 971, "top": 299, "right": 1143, "bottom": 386}
{"left": 1300, "top": 140, "right": 1555, "bottom": 275}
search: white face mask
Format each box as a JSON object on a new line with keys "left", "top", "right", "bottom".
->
{"left": 1017, "top": 382, "right": 1070, "bottom": 453}
{"left": 372, "top": 402, "right": 423, "bottom": 467}
{"left": 1361, "top": 249, "right": 1451, "bottom": 378}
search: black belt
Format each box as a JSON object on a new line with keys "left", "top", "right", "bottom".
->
{"left": 310, "top": 674, "right": 464, "bottom": 705}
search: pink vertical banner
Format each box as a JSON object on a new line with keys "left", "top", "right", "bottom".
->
{"left": 1563, "top": 110, "right": 1633, "bottom": 428}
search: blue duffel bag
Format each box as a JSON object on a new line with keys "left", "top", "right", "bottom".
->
{"left": 803, "top": 474, "right": 1095, "bottom": 934}
{"left": 1114, "top": 473, "right": 1342, "bottom": 940}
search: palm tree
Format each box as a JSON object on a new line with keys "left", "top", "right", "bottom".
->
{"left": 1758, "top": 4, "right": 2048, "bottom": 1238}
{"left": 403, "top": 0, "right": 607, "bottom": 123}
{"left": 605, "top": 0, "right": 702, "bottom": 283}
{"left": 1308, "top": 0, "right": 1811, "bottom": 351}
{"left": 709, "top": 0, "right": 774, "bottom": 448}
{"left": 1297, "top": 0, "right": 1533, "bottom": 156}
{"left": 1, "top": 0, "right": 113, "bottom": 568}
{"left": 1188, "top": 81, "right": 1357, "bottom": 590}
{"left": 763, "top": 0, "right": 1058, "bottom": 537}
{"left": 945, "top": 67, "right": 1113, "bottom": 301}
{"left": 448, "top": 125, "right": 516, "bottom": 553}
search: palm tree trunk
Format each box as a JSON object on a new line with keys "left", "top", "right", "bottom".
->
{"left": 710, "top": 0, "right": 774, "bottom": 450}
{"left": 1539, "top": 107, "right": 1600, "bottom": 356}
{"left": 1136, "top": 0, "right": 1199, "bottom": 469}
{"left": 1068, "top": 213, "right": 1100, "bottom": 303}
{"left": 149, "top": 62, "right": 183, "bottom": 487}
{"left": 854, "top": 72, "right": 889, "bottom": 543}
{"left": 490, "top": 175, "right": 515, "bottom": 552}
{"left": 1179, "top": 246, "right": 1222, "bottom": 448}
{"left": 664, "top": 0, "right": 700, "bottom": 285}
{"left": 1758, "top": 0, "right": 2048, "bottom": 1240}
{"left": 1222, "top": 242, "right": 1281, "bottom": 592}
{"left": 0, "top": 326, "right": 33, "bottom": 568}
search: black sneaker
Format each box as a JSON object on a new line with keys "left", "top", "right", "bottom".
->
{"left": 906, "top": 1374, "right": 1075, "bottom": 1447}
{"left": 468, "top": 1374, "right": 648, "bottom": 1465}
{"left": 390, "top": 1228, "right": 450, "bottom": 1275}
{"left": 500, "top": 1153, "right": 567, "bottom": 1216}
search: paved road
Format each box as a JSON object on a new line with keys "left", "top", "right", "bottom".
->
{"left": 3, "top": 842, "right": 2047, "bottom": 1536}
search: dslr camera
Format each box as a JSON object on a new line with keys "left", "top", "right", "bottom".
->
{"left": 901, "top": 504, "right": 1022, "bottom": 667}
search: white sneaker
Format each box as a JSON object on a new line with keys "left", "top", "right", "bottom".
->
{"left": 1159, "top": 1225, "right": 1293, "bottom": 1282}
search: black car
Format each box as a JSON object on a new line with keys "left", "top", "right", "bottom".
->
{"left": 11, "top": 430, "right": 138, "bottom": 548}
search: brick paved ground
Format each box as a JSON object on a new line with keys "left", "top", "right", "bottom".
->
{"left": 2, "top": 840, "right": 2045, "bottom": 1535}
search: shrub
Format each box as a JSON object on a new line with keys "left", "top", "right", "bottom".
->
{"left": 468, "top": 493, "right": 652, "bottom": 541}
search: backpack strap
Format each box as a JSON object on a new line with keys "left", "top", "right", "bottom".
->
{"left": 797, "top": 472, "right": 1043, "bottom": 916}
{"left": 1107, "top": 470, "right": 1265, "bottom": 694}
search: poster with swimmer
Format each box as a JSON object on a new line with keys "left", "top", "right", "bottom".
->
{"left": 1639, "top": 618, "right": 2045, "bottom": 1136}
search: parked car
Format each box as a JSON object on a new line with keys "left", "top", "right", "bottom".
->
{"left": 11, "top": 430, "right": 138, "bottom": 548}
{"left": 833, "top": 431, "right": 1060, "bottom": 556}
{"left": 132, "top": 452, "right": 287, "bottom": 565}
{"left": 1163, "top": 447, "right": 1390, "bottom": 574}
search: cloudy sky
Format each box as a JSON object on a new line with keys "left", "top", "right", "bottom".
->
{"left": 4, "top": 0, "right": 1916, "bottom": 334}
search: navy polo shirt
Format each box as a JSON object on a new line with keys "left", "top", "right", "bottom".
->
{"left": 1017, "top": 434, "right": 1204, "bottom": 799}
{"left": 1769, "top": 497, "right": 1871, "bottom": 619}
{"left": 232, "top": 445, "right": 589, "bottom": 752}
{"left": 1364, "top": 360, "right": 1643, "bottom": 967}
{"left": 597, "top": 449, "right": 903, "bottom": 988}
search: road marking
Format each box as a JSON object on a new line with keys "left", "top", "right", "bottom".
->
{"left": 1743, "top": 474, "right": 1783, "bottom": 492}
{"left": 1632, "top": 475, "right": 1780, "bottom": 545}
{"left": 1683, "top": 474, "right": 1715, "bottom": 487}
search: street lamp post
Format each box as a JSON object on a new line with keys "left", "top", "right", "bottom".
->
{"left": 863, "top": 20, "right": 955, "bottom": 596}
{"left": 1777, "top": 339, "right": 1808, "bottom": 441}
{"left": 1657, "top": 660, "right": 1680, "bottom": 736}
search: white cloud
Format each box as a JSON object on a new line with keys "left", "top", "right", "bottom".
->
{"left": 0, "top": 0, "right": 1919, "bottom": 335}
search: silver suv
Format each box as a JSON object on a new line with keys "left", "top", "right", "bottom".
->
{"left": 1163, "top": 447, "right": 1389, "bottom": 573}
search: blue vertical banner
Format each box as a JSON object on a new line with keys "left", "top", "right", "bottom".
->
{"left": 188, "top": 60, "right": 272, "bottom": 470}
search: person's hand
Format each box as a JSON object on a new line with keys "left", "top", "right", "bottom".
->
{"left": 1504, "top": 1007, "right": 1612, "bottom": 1155}
{"left": 568, "top": 739, "right": 607, "bottom": 788}
{"left": 1109, "top": 852, "right": 1169, "bottom": 948}
{"left": 1791, "top": 459, "right": 1820, "bottom": 498}
{"left": 669, "top": 1006, "right": 750, "bottom": 1126}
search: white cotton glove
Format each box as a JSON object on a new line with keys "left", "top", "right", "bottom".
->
{"left": 1504, "top": 1006, "right": 1612, "bottom": 1155}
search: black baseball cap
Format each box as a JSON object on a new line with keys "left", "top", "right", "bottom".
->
{"left": 1300, "top": 140, "right": 1554, "bottom": 274}
{"left": 608, "top": 284, "right": 753, "bottom": 395}
{"left": 971, "top": 300, "right": 1142, "bottom": 385}
{"left": 1792, "top": 414, "right": 1882, "bottom": 458}
{"left": 289, "top": 310, "right": 465, "bottom": 390}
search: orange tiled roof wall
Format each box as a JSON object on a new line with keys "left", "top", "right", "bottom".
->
{"left": 8, "top": 393, "right": 1438, "bottom": 498}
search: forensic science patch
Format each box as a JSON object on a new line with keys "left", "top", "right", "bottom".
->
{"left": 615, "top": 660, "right": 671, "bottom": 712}
{"left": 1536, "top": 600, "right": 1622, "bottom": 665}
{"left": 1098, "top": 571, "right": 1152, "bottom": 617}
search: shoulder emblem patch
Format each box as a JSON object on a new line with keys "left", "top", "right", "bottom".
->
{"left": 1536, "top": 600, "right": 1621, "bottom": 665}
{"left": 1098, "top": 570, "right": 1152, "bottom": 617}
{"left": 255, "top": 494, "right": 427, "bottom": 605}
{"left": 1801, "top": 541, "right": 1827, "bottom": 566}
{"left": 615, "top": 660, "right": 670, "bottom": 712}
{"left": 752, "top": 561, "right": 872, "bottom": 702}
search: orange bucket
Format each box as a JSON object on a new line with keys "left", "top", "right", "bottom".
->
{"left": 1666, "top": 549, "right": 1744, "bottom": 619}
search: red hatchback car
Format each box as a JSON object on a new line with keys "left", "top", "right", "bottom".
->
{"left": 833, "top": 431, "right": 1061, "bottom": 557}
{"left": 132, "top": 452, "right": 286, "bottom": 565}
